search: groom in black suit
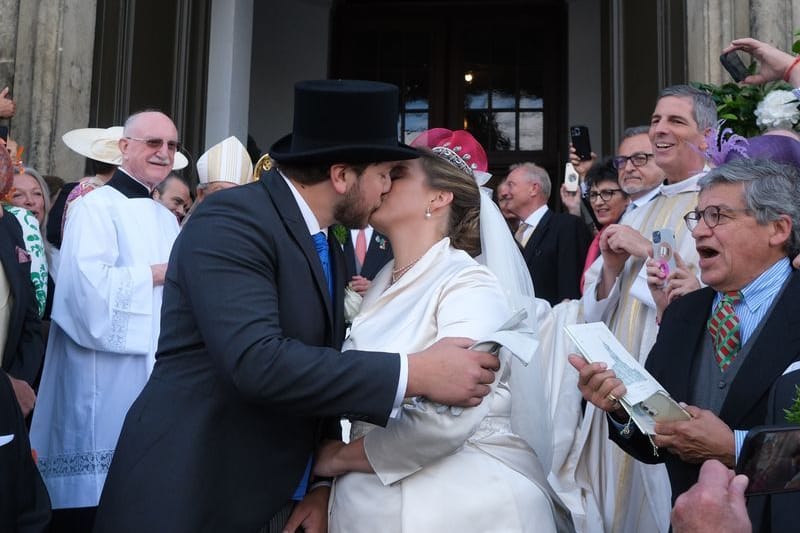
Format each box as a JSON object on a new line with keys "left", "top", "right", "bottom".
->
{"left": 95, "top": 80, "right": 501, "bottom": 533}
{"left": 572, "top": 158, "right": 800, "bottom": 532}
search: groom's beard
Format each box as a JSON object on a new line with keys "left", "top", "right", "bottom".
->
{"left": 334, "top": 180, "right": 373, "bottom": 229}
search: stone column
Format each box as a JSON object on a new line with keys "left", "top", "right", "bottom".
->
{"left": 0, "top": 0, "right": 20, "bottom": 104}
{"left": 12, "top": 0, "right": 97, "bottom": 180}
{"left": 750, "top": 0, "right": 794, "bottom": 52}
{"left": 686, "top": 0, "right": 750, "bottom": 85}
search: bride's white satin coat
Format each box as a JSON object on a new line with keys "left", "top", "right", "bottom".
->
{"left": 329, "top": 239, "right": 566, "bottom": 533}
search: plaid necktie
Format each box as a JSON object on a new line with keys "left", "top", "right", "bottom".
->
{"left": 707, "top": 290, "right": 743, "bottom": 371}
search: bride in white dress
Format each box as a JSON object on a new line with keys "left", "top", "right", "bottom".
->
{"left": 314, "top": 130, "right": 574, "bottom": 532}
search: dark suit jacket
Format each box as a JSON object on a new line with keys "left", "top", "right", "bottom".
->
{"left": 0, "top": 371, "right": 50, "bottom": 533}
{"left": 94, "top": 169, "right": 401, "bottom": 532}
{"left": 343, "top": 229, "right": 392, "bottom": 280}
{"left": 0, "top": 212, "right": 44, "bottom": 385}
{"left": 520, "top": 209, "right": 590, "bottom": 305}
{"left": 609, "top": 271, "right": 800, "bottom": 532}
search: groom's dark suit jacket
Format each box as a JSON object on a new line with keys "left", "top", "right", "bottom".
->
{"left": 95, "top": 169, "right": 400, "bottom": 532}
{"left": 609, "top": 271, "right": 800, "bottom": 533}
{"left": 0, "top": 211, "right": 43, "bottom": 385}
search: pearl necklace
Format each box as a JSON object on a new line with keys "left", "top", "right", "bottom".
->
{"left": 390, "top": 255, "right": 423, "bottom": 285}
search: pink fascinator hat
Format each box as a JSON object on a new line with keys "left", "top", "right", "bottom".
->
{"left": 410, "top": 128, "right": 492, "bottom": 185}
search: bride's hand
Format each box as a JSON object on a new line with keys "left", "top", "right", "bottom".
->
{"left": 314, "top": 438, "right": 373, "bottom": 477}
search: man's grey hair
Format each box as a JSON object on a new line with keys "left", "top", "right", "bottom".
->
{"left": 621, "top": 125, "right": 650, "bottom": 140}
{"left": 658, "top": 85, "right": 717, "bottom": 132}
{"left": 509, "top": 162, "right": 551, "bottom": 199}
{"left": 698, "top": 158, "right": 800, "bottom": 256}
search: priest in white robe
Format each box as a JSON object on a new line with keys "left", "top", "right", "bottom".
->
{"left": 29, "top": 111, "right": 181, "bottom": 529}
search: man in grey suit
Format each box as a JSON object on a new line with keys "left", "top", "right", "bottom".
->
{"left": 95, "top": 80, "right": 500, "bottom": 533}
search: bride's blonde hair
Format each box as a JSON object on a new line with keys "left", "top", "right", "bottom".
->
{"left": 418, "top": 150, "right": 482, "bottom": 257}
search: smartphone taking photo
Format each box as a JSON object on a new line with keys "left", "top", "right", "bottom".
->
{"left": 652, "top": 229, "right": 677, "bottom": 287}
{"left": 720, "top": 50, "right": 749, "bottom": 82}
{"left": 570, "top": 125, "right": 592, "bottom": 161}
{"left": 564, "top": 162, "right": 579, "bottom": 193}
{"left": 736, "top": 426, "right": 800, "bottom": 496}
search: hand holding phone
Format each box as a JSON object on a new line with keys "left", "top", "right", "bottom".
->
{"left": 570, "top": 125, "right": 592, "bottom": 161}
{"left": 564, "top": 162, "right": 579, "bottom": 193}
{"left": 720, "top": 51, "right": 749, "bottom": 82}
{"left": 652, "top": 229, "right": 677, "bottom": 288}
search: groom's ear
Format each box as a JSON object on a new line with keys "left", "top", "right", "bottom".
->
{"left": 329, "top": 163, "right": 349, "bottom": 194}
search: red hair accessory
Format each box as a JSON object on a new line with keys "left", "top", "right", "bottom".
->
{"left": 410, "top": 128, "right": 491, "bottom": 185}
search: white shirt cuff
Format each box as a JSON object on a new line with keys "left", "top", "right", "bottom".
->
{"left": 734, "top": 429, "right": 747, "bottom": 463}
{"left": 390, "top": 352, "right": 408, "bottom": 418}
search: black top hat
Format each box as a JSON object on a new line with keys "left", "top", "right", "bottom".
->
{"left": 269, "top": 80, "right": 419, "bottom": 164}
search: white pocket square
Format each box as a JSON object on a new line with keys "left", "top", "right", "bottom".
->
{"left": 0, "top": 434, "right": 14, "bottom": 447}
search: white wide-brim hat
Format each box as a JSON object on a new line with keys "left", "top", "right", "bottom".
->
{"left": 62, "top": 126, "right": 189, "bottom": 170}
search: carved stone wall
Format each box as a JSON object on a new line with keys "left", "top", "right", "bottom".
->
{"left": 1, "top": 0, "right": 96, "bottom": 181}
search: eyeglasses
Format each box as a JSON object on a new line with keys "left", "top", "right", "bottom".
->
{"left": 683, "top": 205, "right": 752, "bottom": 231}
{"left": 613, "top": 153, "right": 654, "bottom": 169}
{"left": 588, "top": 189, "right": 624, "bottom": 202}
{"left": 125, "top": 137, "right": 182, "bottom": 152}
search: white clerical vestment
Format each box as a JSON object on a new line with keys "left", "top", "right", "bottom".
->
{"left": 573, "top": 173, "right": 703, "bottom": 533}
{"left": 30, "top": 185, "right": 179, "bottom": 509}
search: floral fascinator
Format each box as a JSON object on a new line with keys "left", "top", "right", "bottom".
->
{"left": 410, "top": 128, "right": 492, "bottom": 185}
{"left": 703, "top": 120, "right": 749, "bottom": 167}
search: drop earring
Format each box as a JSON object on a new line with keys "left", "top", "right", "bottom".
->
{"left": 424, "top": 204, "right": 432, "bottom": 219}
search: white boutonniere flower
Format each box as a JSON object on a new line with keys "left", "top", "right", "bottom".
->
{"left": 344, "top": 286, "right": 363, "bottom": 324}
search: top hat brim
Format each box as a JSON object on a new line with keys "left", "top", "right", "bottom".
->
{"left": 268, "top": 133, "right": 419, "bottom": 165}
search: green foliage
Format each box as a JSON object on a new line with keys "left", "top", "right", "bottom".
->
{"left": 331, "top": 224, "right": 348, "bottom": 247}
{"left": 793, "top": 31, "right": 800, "bottom": 55}
{"left": 691, "top": 80, "right": 792, "bottom": 138}
{"left": 784, "top": 385, "right": 800, "bottom": 424}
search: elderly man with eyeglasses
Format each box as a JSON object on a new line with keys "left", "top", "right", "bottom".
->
{"left": 29, "top": 110, "right": 181, "bottom": 532}
{"left": 573, "top": 87, "right": 715, "bottom": 533}
{"left": 573, "top": 158, "right": 800, "bottom": 533}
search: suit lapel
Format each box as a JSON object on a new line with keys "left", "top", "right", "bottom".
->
{"left": 262, "top": 170, "right": 334, "bottom": 328}
{"left": 651, "top": 288, "right": 715, "bottom": 402}
{"left": 721, "top": 272, "right": 800, "bottom": 426}
{"left": 522, "top": 209, "right": 552, "bottom": 258}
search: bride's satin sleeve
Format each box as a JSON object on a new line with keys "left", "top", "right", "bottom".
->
{"left": 362, "top": 267, "right": 511, "bottom": 486}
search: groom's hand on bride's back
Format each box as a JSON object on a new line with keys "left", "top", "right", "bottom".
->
{"left": 406, "top": 337, "right": 500, "bottom": 407}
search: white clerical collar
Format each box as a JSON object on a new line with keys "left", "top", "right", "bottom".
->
{"left": 523, "top": 204, "right": 549, "bottom": 228}
{"left": 631, "top": 185, "right": 662, "bottom": 208}
{"left": 661, "top": 165, "right": 708, "bottom": 197}
{"left": 280, "top": 172, "right": 325, "bottom": 236}
{"left": 118, "top": 167, "right": 155, "bottom": 193}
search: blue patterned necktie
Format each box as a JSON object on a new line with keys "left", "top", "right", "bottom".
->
{"left": 312, "top": 232, "right": 333, "bottom": 298}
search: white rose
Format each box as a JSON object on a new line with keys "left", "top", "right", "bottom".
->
{"left": 343, "top": 286, "right": 363, "bottom": 324}
{"left": 755, "top": 89, "right": 800, "bottom": 131}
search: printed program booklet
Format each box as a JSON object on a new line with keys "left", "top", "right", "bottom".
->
{"left": 565, "top": 322, "right": 690, "bottom": 435}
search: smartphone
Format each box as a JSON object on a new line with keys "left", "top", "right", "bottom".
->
{"left": 0, "top": 126, "right": 7, "bottom": 143}
{"left": 720, "top": 50, "right": 749, "bottom": 83}
{"left": 570, "top": 125, "right": 592, "bottom": 161}
{"left": 564, "top": 162, "right": 579, "bottom": 193}
{"left": 652, "top": 229, "right": 677, "bottom": 287}
{"left": 736, "top": 426, "right": 800, "bottom": 496}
